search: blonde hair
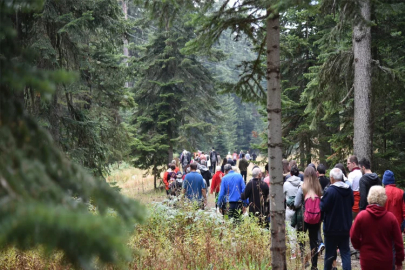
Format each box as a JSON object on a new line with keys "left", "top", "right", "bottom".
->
{"left": 302, "top": 166, "right": 322, "bottom": 198}
{"left": 367, "top": 186, "right": 387, "bottom": 206}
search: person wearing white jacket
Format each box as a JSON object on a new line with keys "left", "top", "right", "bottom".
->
{"left": 284, "top": 166, "right": 302, "bottom": 223}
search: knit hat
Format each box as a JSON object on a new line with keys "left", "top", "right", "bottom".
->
{"left": 382, "top": 170, "right": 395, "bottom": 185}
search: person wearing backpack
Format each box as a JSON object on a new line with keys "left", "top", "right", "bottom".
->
{"left": 301, "top": 166, "right": 323, "bottom": 270}
{"left": 320, "top": 168, "right": 354, "bottom": 270}
{"left": 284, "top": 166, "right": 302, "bottom": 223}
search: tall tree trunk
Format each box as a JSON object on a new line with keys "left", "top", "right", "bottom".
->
{"left": 353, "top": 0, "right": 372, "bottom": 162}
{"left": 306, "top": 137, "right": 312, "bottom": 165}
{"left": 266, "top": 10, "right": 286, "bottom": 270}
{"left": 168, "top": 143, "right": 173, "bottom": 164}
{"left": 319, "top": 135, "right": 328, "bottom": 167}
{"left": 121, "top": 0, "right": 129, "bottom": 88}
{"left": 299, "top": 138, "right": 305, "bottom": 170}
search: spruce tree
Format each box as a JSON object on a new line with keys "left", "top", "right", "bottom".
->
{"left": 0, "top": 0, "right": 144, "bottom": 268}
{"left": 130, "top": 1, "right": 219, "bottom": 185}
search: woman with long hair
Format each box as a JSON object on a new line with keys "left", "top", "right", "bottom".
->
{"left": 298, "top": 166, "right": 322, "bottom": 270}
{"left": 221, "top": 157, "right": 227, "bottom": 173}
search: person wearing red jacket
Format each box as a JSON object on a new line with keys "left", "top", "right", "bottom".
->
{"left": 350, "top": 186, "right": 404, "bottom": 270}
{"left": 383, "top": 170, "right": 405, "bottom": 230}
{"left": 210, "top": 166, "right": 224, "bottom": 208}
{"left": 162, "top": 163, "right": 172, "bottom": 194}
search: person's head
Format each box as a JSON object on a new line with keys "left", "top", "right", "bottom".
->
{"left": 189, "top": 163, "right": 197, "bottom": 171}
{"left": 202, "top": 151, "right": 204, "bottom": 154}
{"left": 289, "top": 160, "right": 297, "bottom": 170}
{"left": 252, "top": 167, "right": 262, "bottom": 179}
{"left": 358, "top": 158, "right": 371, "bottom": 174}
{"left": 228, "top": 152, "right": 230, "bottom": 155}
{"left": 382, "top": 170, "right": 395, "bottom": 186}
{"left": 329, "top": 168, "right": 344, "bottom": 183}
{"left": 334, "top": 163, "right": 347, "bottom": 178}
{"left": 290, "top": 165, "right": 299, "bottom": 176}
{"left": 222, "top": 157, "right": 227, "bottom": 165}
{"left": 170, "top": 164, "right": 176, "bottom": 170}
{"left": 347, "top": 155, "right": 359, "bottom": 172}
{"left": 265, "top": 163, "right": 269, "bottom": 173}
{"left": 224, "top": 164, "right": 232, "bottom": 173}
{"left": 216, "top": 165, "right": 221, "bottom": 172}
{"left": 247, "top": 151, "right": 249, "bottom": 154}
{"left": 367, "top": 186, "right": 387, "bottom": 206}
{"left": 241, "top": 153, "right": 245, "bottom": 158}
{"left": 212, "top": 147, "right": 215, "bottom": 151}
{"left": 307, "top": 163, "right": 316, "bottom": 170}
{"left": 171, "top": 160, "right": 176, "bottom": 165}
{"left": 282, "top": 159, "right": 290, "bottom": 174}
{"left": 317, "top": 164, "right": 326, "bottom": 175}
{"left": 302, "top": 166, "right": 322, "bottom": 197}
{"left": 201, "top": 160, "right": 207, "bottom": 166}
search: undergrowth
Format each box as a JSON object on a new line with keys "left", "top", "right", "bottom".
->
{"left": 0, "top": 199, "right": 313, "bottom": 270}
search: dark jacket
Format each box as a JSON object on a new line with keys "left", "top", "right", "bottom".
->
{"left": 238, "top": 158, "right": 249, "bottom": 172}
{"left": 320, "top": 181, "right": 354, "bottom": 236}
{"left": 227, "top": 159, "right": 235, "bottom": 166}
{"left": 319, "top": 176, "right": 330, "bottom": 192}
{"left": 200, "top": 166, "right": 211, "bottom": 187}
{"left": 359, "top": 173, "right": 382, "bottom": 211}
{"left": 241, "top": 178, "right": 269, "bottom": 217}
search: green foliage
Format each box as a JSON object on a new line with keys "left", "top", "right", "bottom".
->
{"left": 0, "top": 0, "right": 145, "bottom": 268}
{"left": 130, "top": 1, "right": 220, "bottom": 175}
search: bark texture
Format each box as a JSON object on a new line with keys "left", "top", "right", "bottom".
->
{"left": 121, "top": 0, "right": 129, "bottom": 88}
{"left": 353, "top": 0, "right": 372, "bottom": 162}
{"left": 266, "top": 11, "right": 286, "bottom": 270}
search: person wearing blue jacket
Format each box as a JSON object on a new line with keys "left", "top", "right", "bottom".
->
{"left": 218, "top": 164, "right": 247, "bottom": 221}
{"left": 320, "top": 168, "right": 354, "bottom": 270}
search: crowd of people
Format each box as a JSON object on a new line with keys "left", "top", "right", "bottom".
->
{"left": 163, "top": 151, "right": 405, "bottom": 270}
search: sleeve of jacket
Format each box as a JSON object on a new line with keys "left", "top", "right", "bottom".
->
{"left": 210, "top": 175, "right": 217, "bottom": 194}
{"left": 217, "top": 179, "right": 226, "bottom": 208}
{"left": 358, "top": 178, "right": 367, "bottom": 211}
{"left": 402, "top": 192, "right": 405, "bottom": 232}
{"left": 263, "top": 183, "right": 270, "bottom": 197}
{"left": 240, "top": 182, "right": 251, "bottom": 200}
{"left": 392, "top": 215, "right": 405, "bottom": 266}
{"left": 320, "top": 188, "right": 332, "bottom": 213}
{"left": 350, "top": 215, "right": 362, "bottom": 250}
{"left": 350, "top": 188, "right": 354, "bottom": 207}
{"left": 294, "top": 186, "right": 303, "bottom": 208}
{"left": 240, "top": 178, "right": 248, "bottom": 206}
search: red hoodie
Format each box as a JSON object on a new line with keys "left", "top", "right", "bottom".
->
{"left": 350, "top": 204, "right": 404, "bottom": 269}
{"left": 385, "top": 184, "right": 405, "bottom": 228}
{"left": 210, "top": 171, "right": 224, "bottom": 194}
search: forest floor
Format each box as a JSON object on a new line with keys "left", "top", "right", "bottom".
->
{"left": 107, "top": 162, "right": 361, "bottom": 270}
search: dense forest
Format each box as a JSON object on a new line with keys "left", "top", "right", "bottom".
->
{"left": 1, "top": 0, "right": 404, "bottom": 269}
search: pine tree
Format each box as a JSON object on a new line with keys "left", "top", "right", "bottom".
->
{"left": 130, "top": 1, "right": 219, "bottom": 186}
{"left": 0, "top": 0, "right": 144, "bottom": 268}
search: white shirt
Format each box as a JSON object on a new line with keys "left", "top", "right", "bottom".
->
{"left": 348, "top": 169, "right": 362, "bottom": 191}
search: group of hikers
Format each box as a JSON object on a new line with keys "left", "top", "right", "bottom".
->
{"left": 162, "top": 151, "right": 405, "bottom": 270}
